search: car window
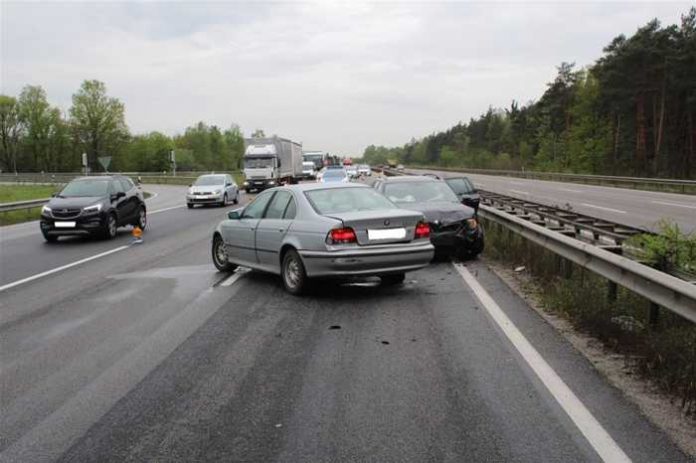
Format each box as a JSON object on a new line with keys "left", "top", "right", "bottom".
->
{"left": 305, "top": 187, "right": 396, "bottom": 214}
{"left": 242, "top": 191, "right": 274, "bottom": 219}
{"left": 194, "top": 175, "right": 225, "bottom": 186}
{"left": 119, "top": 178, "right": 132, "bottom": 192}
{"left": 265, "top": 191, "right": 292, "bottom": 219}
{"left": 283, "top": 196, "right": 297, "bottom": 219}
{"left": 112, "top": 180, "right": 126, "bottom": 193}
{"left": 446, "top": 178, "right": 475, "bottom": 194}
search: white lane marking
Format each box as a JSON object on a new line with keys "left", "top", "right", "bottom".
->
{"left": 509, "top": 181, "right": 524, "bottom": 185}
{"left": 650, "top": 200, "right": 696, "bottom": 210}
{"left": 580, "top": 203, "right": 626, "bottom": 214}
{"left": 0, "top": 245, "right": 130, "bottom": 293}
{"left": 509, "top": 189, "right": 529, "bottom": 195}
{"left": 453, "top": 264, "right": 631, "bottom": 463}
{"left": 559, "top": 188, "right": 582, "bottom": 193}
{"left": 220, "top": 268, "right": 249, "bottom": 286}
{"left": 149, "top": 205, "right": 185, "bottom": 215}
{"left": 145, "top": 192, "right": 159, "bottom": 201}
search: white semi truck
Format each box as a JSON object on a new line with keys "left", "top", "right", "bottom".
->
{"left": 242, "top": 136, "right": 303, "bottom": 192}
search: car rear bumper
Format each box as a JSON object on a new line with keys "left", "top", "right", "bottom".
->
{"left": 299, "top": 241, "right": 434, "bottom": 277}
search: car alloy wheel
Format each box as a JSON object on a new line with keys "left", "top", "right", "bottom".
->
{"left": 212, "top": 235, "right": 236, "bottom": 272}
{"left": 137, "top": 207, "right": 147, "bottom": 229}
{"left": 102, "top": 214, "right": 117, "bottom": 240}
{"left": 282, "top": 249, "right": 307, "bottom": 295}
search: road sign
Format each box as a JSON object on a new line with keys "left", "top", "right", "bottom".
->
{"left": 98, "top": 156, "right": 112, "bottom": 172}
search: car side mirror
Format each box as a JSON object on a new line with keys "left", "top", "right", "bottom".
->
{"left": 51, "top": 192, "right": 58, "bottom": 197}
{"left": 227, "top": 210, "right": 241, "bottom": 220}
{"left": 225, "top": 182, "right": 232, "bottom": 187}
{"left": 188, "top": 183, "right": 192, "bottom": 187}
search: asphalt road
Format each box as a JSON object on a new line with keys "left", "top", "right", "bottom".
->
{"left": 0, "top": 183, "right": 689, "bottom": 462}
{"left": 408, "top": 168, "right": 696, "bottom": 233}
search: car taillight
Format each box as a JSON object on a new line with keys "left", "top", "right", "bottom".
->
{"left": 415, "top": 221, "right": 430, "bottom": 239}
{"left": 328, "top": 227, "right": 357, "bottom": 244}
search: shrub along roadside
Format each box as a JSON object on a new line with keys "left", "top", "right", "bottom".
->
{"left": 482, "top": 218, "right": 696, "bottom": 418}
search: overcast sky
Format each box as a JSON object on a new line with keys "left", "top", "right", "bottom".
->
{"left": 1, "top": 1, "right": 692, "bottom": 155}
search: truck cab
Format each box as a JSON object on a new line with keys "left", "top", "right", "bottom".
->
{"left": 243, "top": 137, "right": 303, "bottom": 192}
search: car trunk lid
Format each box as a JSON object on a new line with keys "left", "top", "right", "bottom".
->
{"left": 324, "top": 209, "right": 424, "bottom": 245}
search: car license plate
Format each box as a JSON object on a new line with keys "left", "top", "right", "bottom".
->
{"left": 368, "top": 228, "right": 406, "bottom": 240}
{"left": 55, "top": 221, "right": 76, "bottom": 228}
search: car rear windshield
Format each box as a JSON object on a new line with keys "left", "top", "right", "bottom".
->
{"left": 59, "top": 179, "right": 110, "bottom": 197}
{"left": 384, "top": 181, "right": 459, "bottom": 204}
{"left": 194, "top": 175, "right": 225, "bottom": 186}
{"left": 323, "top": 170, "right": 346, "bottom": 179}
{"left": 306, "top": 187, "right": 396, "bottom": 214}
{"left": 446, "top": 177, "right": 475, "bottom": 194}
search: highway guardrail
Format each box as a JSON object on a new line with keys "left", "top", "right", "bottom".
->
{"left": 0, "top": 198, "right": 50, "bottom": 213}
{"left": 479, "top": 204, "right": 696, "bottom": 324}
{"left": 405, "top": 166, "right": 696, "bottom": 194}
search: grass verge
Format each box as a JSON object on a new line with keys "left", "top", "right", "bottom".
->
{"left": 0, "top": 184, "right": 57, "bottom": 202}
{"left": 482, "top": 217, "right": 696, "bottom": 418}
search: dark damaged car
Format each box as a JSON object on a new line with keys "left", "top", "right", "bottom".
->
{"left": 373, "top": 176, "right": 484, "bottom": 258}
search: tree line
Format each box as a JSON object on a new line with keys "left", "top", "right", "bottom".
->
{"left": 0, "top": 80, "right": 245, "bottom": 173}
{"left": 364, "top": 8, "right": 696, "bottom": 179}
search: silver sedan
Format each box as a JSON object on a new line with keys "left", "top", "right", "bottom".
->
{"left": 211, "top": 183, "right": 434, "bottom": 294}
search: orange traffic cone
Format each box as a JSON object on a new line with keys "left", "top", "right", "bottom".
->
{"left": 132, "top": 226, "right": 143, "bottom": 244}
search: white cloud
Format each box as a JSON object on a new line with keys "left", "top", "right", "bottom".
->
{"left": 1, "top": 1, "right": 691, "bottom": 155}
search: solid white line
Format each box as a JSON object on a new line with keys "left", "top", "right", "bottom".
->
{"left": 149, "top": 205, "right": 185, "bottom": 215}
{"left": 580, "top": 203, "right": 626, "bottom": 214}
{"left": 509, "top": 189, "right": 529, "bottom": 195}
{"left": 453, "top": 264, "right": 631, "bottom": 463}
{"left": 220, "top": 268, "right": 249, "bottom": 286}
{"left": 650, "top": 200, "right": 696, "bottom": 210}
{"left": 0, "top": 245, "right": 130, "bottom": 293}
{"left": 559, "top": 188, "right": 582, "bottom": 193}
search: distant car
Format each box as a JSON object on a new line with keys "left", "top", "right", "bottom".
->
{"left": 345, "top": 165, "right": 358, "bottom": 178}
{"left": 211, "top": 183, "right": 434, "bottom": 294}
{"left": 444, "top": 176, "right": 480, "bottom": 212}
{"left": 301, "top": 161, "right": 316, "bottom": 179}
{"left": 357, "top": 164, "right": 371, "bottom": 176}
{"left": 40, "top": 175, "right": 146, "bottom": 242}
{"left": 187, "top": 174, "right": 239, "bottom": 208}
{"left": 396, "top": 164, "right": 405, "bottom": 172}
{"left": 320, "top": 168, "right": 349, "bottom": 184}
{"left": 373, "top": 176, "right": 483, "bottom": 258}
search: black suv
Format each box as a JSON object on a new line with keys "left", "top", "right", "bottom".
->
{"left": 373, "top": 176, "right": 484, "bottom": 258}
{"left": 40, "top": 176, "right": 146, "bottom": 242}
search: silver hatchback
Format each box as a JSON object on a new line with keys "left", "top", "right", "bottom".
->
{"left": 211, "top": 183, "right": 434, "bottom": 294}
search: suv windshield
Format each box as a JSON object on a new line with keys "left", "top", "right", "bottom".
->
{"left": 194, "top": 175, "right": 225, "bottom": 186}
{"left": 306, "top": 187, "right": 396, "bottom": 214}
{"left": 384, "top": 181, "right": 459, "bottom": 204}
{"left": 59, "top": 179, "right": 110, "bottom": 197}
{"left": 446, "top": 178, "right": 475, "bottom": 194}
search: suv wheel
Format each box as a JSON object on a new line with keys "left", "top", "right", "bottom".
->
{"left": 103, "top": 213, "right": 117, "bottom": 239}
{"left": 134, "top": 206, "right": 147, "bottom": 229}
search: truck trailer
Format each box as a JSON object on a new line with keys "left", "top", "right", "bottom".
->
{"left": 243, "top": 136, "right": 303, "bottom": 192}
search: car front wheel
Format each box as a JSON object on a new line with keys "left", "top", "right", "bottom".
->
{"left": 212, "top": 234, "right": 237, "bottom": 272}
{"left": 134, "top": 206, "right": 147, "bottom": 229}
{"left": 102, "top": 213, "right": 117, "bottom": 240}
{"left": 282, "top": 249, "right": 308, "bottom": 295}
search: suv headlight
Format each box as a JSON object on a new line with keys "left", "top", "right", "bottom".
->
{"left": 41, "top": 205, "right": 52, "bottom": 215}
{"left": 83, "top": 203, "right": 102, "bottom": 213}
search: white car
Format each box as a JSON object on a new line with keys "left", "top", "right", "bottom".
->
{"left": 187, "top": 174, "right": 239, "bottom": 208}
{"left": 302, "top": 161, "right": 316, "bottom": 179}
{"left": 357, "top": 164, "right": 371, "bottom": 176}
{"left": 345, "top": 166, "right": 358, "bottom": 178}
